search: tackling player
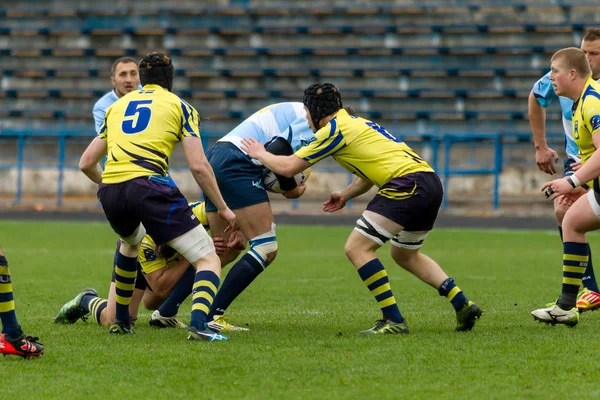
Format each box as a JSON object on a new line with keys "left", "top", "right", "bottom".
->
{"left": 54, "top": 202, "right": 246, "bottom": 329}
{"left": 202, "top": 102, "right": 315, "bottom": 332}
{"left": 529, "top": 28, "right": 600, "bottom": 311}
{"left": 79, "top": 52, "right": 236, "bottom": 341}
{"left": 242, "top": 83, "right": 482, "bottom": 334}
{"left": 0, "top": 246, "right": 44, "bottom": 358}
{"left": 533, "top": 48, "right": 600, "bottom": 326}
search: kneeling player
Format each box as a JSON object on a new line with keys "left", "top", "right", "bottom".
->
{"left": 54, "top": 202, "right": 246, "bottom": 329}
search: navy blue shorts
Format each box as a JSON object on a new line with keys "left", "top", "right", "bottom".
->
{"left": 562, "top": 157, "right": 578, "bottom": 178}
{"left": 97, "top": 177, "right": 199, "bottom": 245}
{"left": 366, "top": 172, "right": 443, "bottom": 231}
{"left": 204, "top": 142, "right": 270, "bottom": 212}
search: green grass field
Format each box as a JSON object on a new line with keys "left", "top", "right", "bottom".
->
{"left": 2, "top": 220, "right": 600, "bottom": 399}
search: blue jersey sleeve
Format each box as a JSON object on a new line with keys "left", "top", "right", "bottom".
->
{"left": 93, "top": 102, "right": 107, "bottom": 134}
{"left": 532, "top": 71, "right": 556, "bottom": 109}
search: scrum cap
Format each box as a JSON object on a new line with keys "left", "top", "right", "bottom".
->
{"left": 139, "top": 52, "right": 173, "bottom": 91}
{"left": 303, "top": 83, "right": 343, "bottom": 129}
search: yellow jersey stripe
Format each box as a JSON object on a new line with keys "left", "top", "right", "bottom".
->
{"left": 0, "top": 266, "right": 9, "bottom": 275}
{"left": 193, "top": 280, "right": 218, "bottom": 294}
{"left": 363, "top": 270, "right": 387, "bottom": 287}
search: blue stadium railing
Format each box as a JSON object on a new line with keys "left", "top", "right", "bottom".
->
{"left": 0, "top": 129, "right": 564, "bottom": 210}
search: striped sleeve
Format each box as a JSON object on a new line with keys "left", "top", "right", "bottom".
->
{"left": 179, "top": 99, "right": 200, "bottom": 139}
{"left": 294, "top": 118, "right": 346, "bottom": 164}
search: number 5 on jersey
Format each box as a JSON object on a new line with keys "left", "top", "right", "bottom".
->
{"left": 122, "top": 100, "right": 153, "bottom": 134}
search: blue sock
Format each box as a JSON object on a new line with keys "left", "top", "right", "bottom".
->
{"left": 0, "top": 255, "right": 21, "bottom": 338}
{"left": 208, "top": 253, "right": 265, "bottom": 319}
{"left": 114, "top": 252, "right": 138, "bottom": 324}
{"left": 190, "top": 270, "right": 220, "bottom": 330}
{"left": 438, "top": 278, "right": 469, "bottom": 312}
{"left": 158, "top": 266, "right": 195, "bottom": 318}
{"left": 357, "top": 259, "right": 404, "bottom": 323}
{"left": 582, "top": 244, "right": 599, "bottom": 292}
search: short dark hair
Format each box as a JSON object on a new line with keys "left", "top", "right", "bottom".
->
{"left": 111, "top": 57, "right": 138, "bottom": 76}
{"left": 583, "top": 28, "right": 600, "bottom": 42}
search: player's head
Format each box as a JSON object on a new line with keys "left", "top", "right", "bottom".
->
{"left": 303, "top": 83, "right": 343, "bottom": 132}
{"left": 111, "top": 57, "right": 139, "bottom": 98}
{"left": 139, "top": 52, "right": 174, "bottom": 91}
{"left": 550, "top": 47, "right": 591, "bottom": 98}
{"left": 581, "top": 28, "right": 600, "bottom": 79}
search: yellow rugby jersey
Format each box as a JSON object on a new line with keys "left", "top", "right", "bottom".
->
{"left": 138, "top": 201, "right": 209, "bottom": 274}
{"left": 98, "top": 84, "right": 200, "bottom": 184}
{"left": 295, "top": 109, "right": 434, "bottom": 189}
{"left": 572, "top": 77, "right": 600, "bottom": 189}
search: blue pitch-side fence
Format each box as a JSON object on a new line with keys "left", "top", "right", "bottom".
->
{"left": 0, "top": 130, "right": 563, "bottom": 209}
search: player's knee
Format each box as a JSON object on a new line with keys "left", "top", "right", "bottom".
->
{"left": 247, "top": 224, "right": 278, "bottom": 268}
{"left": 218, "top": 248, "right": 242, "bottom": 268}
{"left": 554, "top": 201, "right": 569, "bottom": 224}
{"left": 391, "top": 247, "right": 419, "bottom": 267}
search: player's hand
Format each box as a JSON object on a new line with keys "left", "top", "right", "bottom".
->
{"left": 541, "top": 178, "right": 573, "bottom": 201}
{"left": 240, "top": 137, "right": 266, "bottom": 159}
{"left": 570, "top": 160, "right": 583, "bottom": 171}
{"left": 282, "top": 184, "right": 306, "bottom": 199}
{"left": 556, "top": 186, "right": 587, "bottom": 207}
{"left": 323, "top": 191, "right": 347, "bottom": 212}
{"left": 213, "top": 236, "right": 227, "bottom": 255}
{"left": 227, "top": 230, "right": 247, "bottom": 250}
{"left": 218, "top": 207, "right": 237, "bottom": 233}
{"left": 535, "top": 146, "right": 559, "bottom": 175}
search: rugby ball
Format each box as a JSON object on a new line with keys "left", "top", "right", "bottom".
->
{"left": 263, "top": 168, "right": 311, "bottom": 193}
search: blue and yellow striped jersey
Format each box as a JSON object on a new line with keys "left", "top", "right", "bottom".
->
{"left": 294, "top": 109, "right": 434, "bottom": 188}
{"left": 572, "top": 77, "right": 600, "bottom": 189}
{"left": 98, "top": 84, "right": 201, "bottom": 184}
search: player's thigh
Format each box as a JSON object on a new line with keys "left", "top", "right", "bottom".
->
{"left": 563, "top": 191, "right": 600, "bottom": 234}
{"left": 234, "top": 202, "right": 275, "bottom": 239}
{"left": 203, "top": 143, "right": 270, "bottom": 213}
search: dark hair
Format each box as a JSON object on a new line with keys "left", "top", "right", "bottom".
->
{"left": 303, "top": 83, "right": 343, "bottom": 129}
{"left": 139, "top": 52, "right": 174, "bottom": 91}
{"left": 344, "top": 106, "right": 358, "bottom": 117}
{"left": 583, "top": 28, "right": 600, "bottom": 42}
{"left": 111, "top": 57, "right": 138, "bottom": 76}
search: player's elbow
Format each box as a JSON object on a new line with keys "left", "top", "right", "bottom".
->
{"left": 79, "top": 154, "right": 95, "bottom": 173}
{"left": 188, "top": 157, "right": 211, "bottom": 177}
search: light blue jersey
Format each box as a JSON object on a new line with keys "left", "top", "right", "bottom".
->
{"left": 533, "top": 71, "right": 580, "bottom": 160}
{"left": 93, "top": 90, "right": 120, "bottom": 134}
{"left": 219, "top": 102, "right": 315, "bottom": 163}
{"left": 92, "top": 85, "right": 143, "bottom": 133}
